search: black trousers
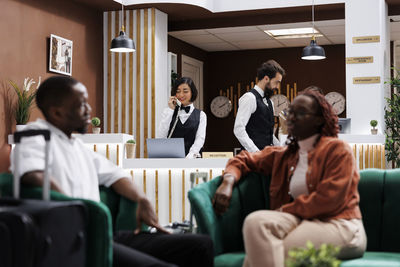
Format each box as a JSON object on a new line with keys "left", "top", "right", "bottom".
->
{"left": 113, "top": 232, "right": 214, "bottom": 267}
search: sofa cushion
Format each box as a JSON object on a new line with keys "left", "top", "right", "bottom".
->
{"left": 341, "top": 252, "right": 400, "bottom": 267}
{"left": 381, "top": 169, "right": 400, "bottom": 252}
{"left": 358, "top": 169, "right": 385, "bottom": 251}
{"left": 214, "top": 252, "right": 245, "bottom": 267}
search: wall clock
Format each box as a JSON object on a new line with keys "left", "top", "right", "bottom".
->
{"left": 210, "top": 96, "right": 232, "bottom": 118}
{"left": 325, "top": 92, "right": 345, "bottom": 115}
{"left": 270, "top": 94, "right": 290, "bottom": 117}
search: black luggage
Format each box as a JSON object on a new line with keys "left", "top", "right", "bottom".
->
{"left": 0, "top": 130, "right": 87, "bottom": 267}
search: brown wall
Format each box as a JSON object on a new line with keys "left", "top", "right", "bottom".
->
{"left": 168, "top": 37, "right": 345, "bottom": 152}
{"left": 167, "top": 35, "right": 208, "bottom": 80}
{"left": 205, "top": 45, "right": 345, "bottom": 151}
{"left": 0, "top": 0, "right": 103, "bottom": 147}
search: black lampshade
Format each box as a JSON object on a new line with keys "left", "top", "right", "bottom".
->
{"left": 110, "top": 30, "right": 135, "bottom": 53}
{"left": 301, "top": 39, "right": 326, "bottom": 60}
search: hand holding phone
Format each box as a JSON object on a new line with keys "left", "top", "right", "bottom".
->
{"left": 175, "top": 99, "right": 181, "bottom": 107}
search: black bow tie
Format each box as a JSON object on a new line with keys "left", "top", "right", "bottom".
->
{"left": 180, "top": 105, "right": 190, "bottom": 113}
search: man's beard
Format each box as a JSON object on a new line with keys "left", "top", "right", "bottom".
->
{"left": 76, "top": 124, "right": 88, "bottom": 134}
{"left": 264, "top": 82, "right": 274, "bottom": 98}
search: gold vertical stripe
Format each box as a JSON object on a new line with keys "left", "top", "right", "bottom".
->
{"left": 182, "top": 171, "right": 185, "bottom": 221}
{"left": 155, "top": 170, "right": 158, "bottom": 217}
{"left": 222, "top": 170, "right": 224, "bottom": 175}
{"left": 106, "top": 144, "right": 110, "bottom": 159}
{"left": 234, "top": 95, "right": 237, "bottom": 116}
{"left": 151, "top": 8, "right": 156, "bottom": 138}
{"left": 107, "top": 12, "right": 112, "bottom": 133}
{"left": 359, "top": 145, "right": 363, "bottom": 170}
{"left": 365, "top": 145, "right": 369, "bottom": 169}
{"left": 143, "top": 9, "right": 149, "bottom": 157}
{"left": 129, "top": 10, "right": 134, "bottom": 135}
{"left": 93, "top": 144, "right": 97, "bottom": 152}
{"left": 130, "top": 170, "right": 134, "bottom": 182}
{"left": 376, "top": 145, "right": 381, "bottom": 168}
{"left": 209, "top": 169, "right": 213, "bottom": 180}
{"left": 135, "top": 10, "right": 141, "bottom": 158}
{"left": 114, "top": 11, "right": 120, "bottom": 133}
{"left": 169, "top": 170, "right": 172, "bottom": 223}
{"left": 143, "top": 170, "right": 146, "bottom": 194}
{"left": 116, "top": 145, "right": 119, "bottom": 166}
{"left": 352, "top": 144, "right": 356, "bottom": 159}
{"left": 369, "top": 145, "right": 373, "bottom": 168}
{"left": 382, "top": 145, "right": 385, "bottom": 169}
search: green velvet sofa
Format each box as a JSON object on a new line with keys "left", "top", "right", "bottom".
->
{"left": 0, "top": 173, "right": 138, "bottom": 267}
{"left": 188, "top": 169, "right": 400, "bottom": 267}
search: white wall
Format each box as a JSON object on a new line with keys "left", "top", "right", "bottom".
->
{"left": 116, "top": 0, "right": 345, "bottom": 13}
{"left": 345, "top": 0, "right": 390, "bottom": 134}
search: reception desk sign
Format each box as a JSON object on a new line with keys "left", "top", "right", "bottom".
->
{"left": 202, "top": 152, "right": 233, "bottom": 158}
{"left": 352, "top": 35, "right": 380, "bottom": 43}
{"left": 353, "top": 76, "right": 381, "bottom": 84}
{"left": 346, "top": 56, "right": 373, "bottom": 64}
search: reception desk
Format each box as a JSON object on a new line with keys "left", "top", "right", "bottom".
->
{"left": 10, "top": 133, "right": 386, "bottom": 224}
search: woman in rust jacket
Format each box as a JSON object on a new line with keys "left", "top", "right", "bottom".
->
{"left": 213, "top": 89, "right": 366, "bottom": 267}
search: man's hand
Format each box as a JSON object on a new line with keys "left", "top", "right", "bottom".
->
{"left": 134, "top": 197, "right": 170, "bottom": 234}
{"left": 213, "top": 174, "right": 235, "bottom": 215}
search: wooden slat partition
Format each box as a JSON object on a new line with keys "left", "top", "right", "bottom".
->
{"left": 353, "top": 144, "right": 385, "bottom": 170}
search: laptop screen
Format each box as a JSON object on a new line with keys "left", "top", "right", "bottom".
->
{"left": 146, "top": 138, "right": 186, "bottom": 158}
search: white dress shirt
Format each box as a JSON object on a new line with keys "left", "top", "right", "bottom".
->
{"left": 156, "top": 103, "right": 207, "bottom": 158}
{"left": 10, "top": 119, "right": 127, "bottom": 201}
{"left": 233, "top": 85, "right": 280, "bottom": 152}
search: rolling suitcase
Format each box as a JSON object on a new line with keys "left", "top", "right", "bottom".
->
{"left": 0, "top": 129, "right": 87, "bottom": 267}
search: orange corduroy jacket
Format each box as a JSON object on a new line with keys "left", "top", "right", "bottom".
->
{"left": 225, "top": 136, "right": 361, "bottom": 220}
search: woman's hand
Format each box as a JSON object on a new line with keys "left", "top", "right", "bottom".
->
{"left": 135, "top": 197, "right": 169, "bottom": 234}
{"left": 213, "top": 174, "right": 235, "bottom": 215}
{"left": 168, "top": 96, "right": 177, "bottom": 110}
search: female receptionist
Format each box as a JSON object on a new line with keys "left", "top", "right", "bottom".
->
{"left": 157, "top": 77, "right": 207, "bottom": 158}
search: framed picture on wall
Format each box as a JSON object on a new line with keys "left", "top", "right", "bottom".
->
{"left": 49, "top": 34, "right": 73, "bottom": 76}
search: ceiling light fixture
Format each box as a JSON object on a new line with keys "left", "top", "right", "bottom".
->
{"left": 110, "top": 1, "right": 135, "bottom": 53}
{"left": 301, "top": 0, "right": 326, "bottom": 60}
{"left": 264, "top": 27, "right": 323, "bottom": 39}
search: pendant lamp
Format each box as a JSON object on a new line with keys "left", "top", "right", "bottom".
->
{"left": 110, "top": 1, "right": 135, "bottom": 53}
{"left": 301, "top": 0, "right": 326, "bottom": 60}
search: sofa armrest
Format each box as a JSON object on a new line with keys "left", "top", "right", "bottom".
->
{"left": 0, "top": 173, "right": 113, "bottom": 267}
{"left": 189, "top": 172, "right": 270, "bottom": 256}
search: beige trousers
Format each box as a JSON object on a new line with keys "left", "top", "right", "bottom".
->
{"left": 242, "top": 210, "right": 367, "bottom": 267}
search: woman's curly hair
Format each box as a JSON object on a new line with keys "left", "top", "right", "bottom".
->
{"left": 286, "top": 88, "right": 339, "bottom": 150}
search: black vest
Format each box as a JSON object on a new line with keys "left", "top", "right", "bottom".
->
{"left": 245, "top": 89, "right": 274, "bottom": 150}
{"left": 168, "top": 108, "right": 201, "bottom": 155}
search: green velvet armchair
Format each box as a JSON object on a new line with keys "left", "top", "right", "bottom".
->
{"left": 0, "top": 173, "right": 138, "bottom": 267}
{"left": 188, "top": 169, "right": 400, "bottom": 267}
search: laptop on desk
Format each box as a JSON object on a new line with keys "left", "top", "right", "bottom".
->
{"left": 146, "top": 138, "right": 185, "bottom": 158}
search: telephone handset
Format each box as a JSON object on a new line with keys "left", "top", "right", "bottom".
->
{"left": 169, "top": 98, "right": 182, "bottom": 138}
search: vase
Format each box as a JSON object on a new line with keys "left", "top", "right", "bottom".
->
{"left": 92, "top": 127, "right": 101, "bottom": 134}
{"left": 15, "top": 124, "right": 27, "bottom": 131}
{"left": 371, "top": 128, "right": 378, "bottom": 135}
{"left": 125, "top": 143, "right": 136, "bottom": 159}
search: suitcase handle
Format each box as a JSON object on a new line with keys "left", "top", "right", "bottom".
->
{"left": 14, "top": 130, "right": 50, "bottom": 143}
{"left": 13, "top": 129, "right": 51, "bottom": 201}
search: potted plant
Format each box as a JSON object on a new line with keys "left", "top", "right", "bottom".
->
{"left": 385, "top": 67, "right": 400, "bottom": 168}
{"left": 370, "top": 120, "right": 378, "bottom": 135}
{"left": 9, "top": 77, "right": 41, "bottom": 131}
{"left": 91, "top": 117, "right": 101, "bottom": 134}
{"left": 125, "top": 139, "right": 136, "bottom": 159}
{"left": 285, "top": 241, "right": 341, "bottom": 267}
